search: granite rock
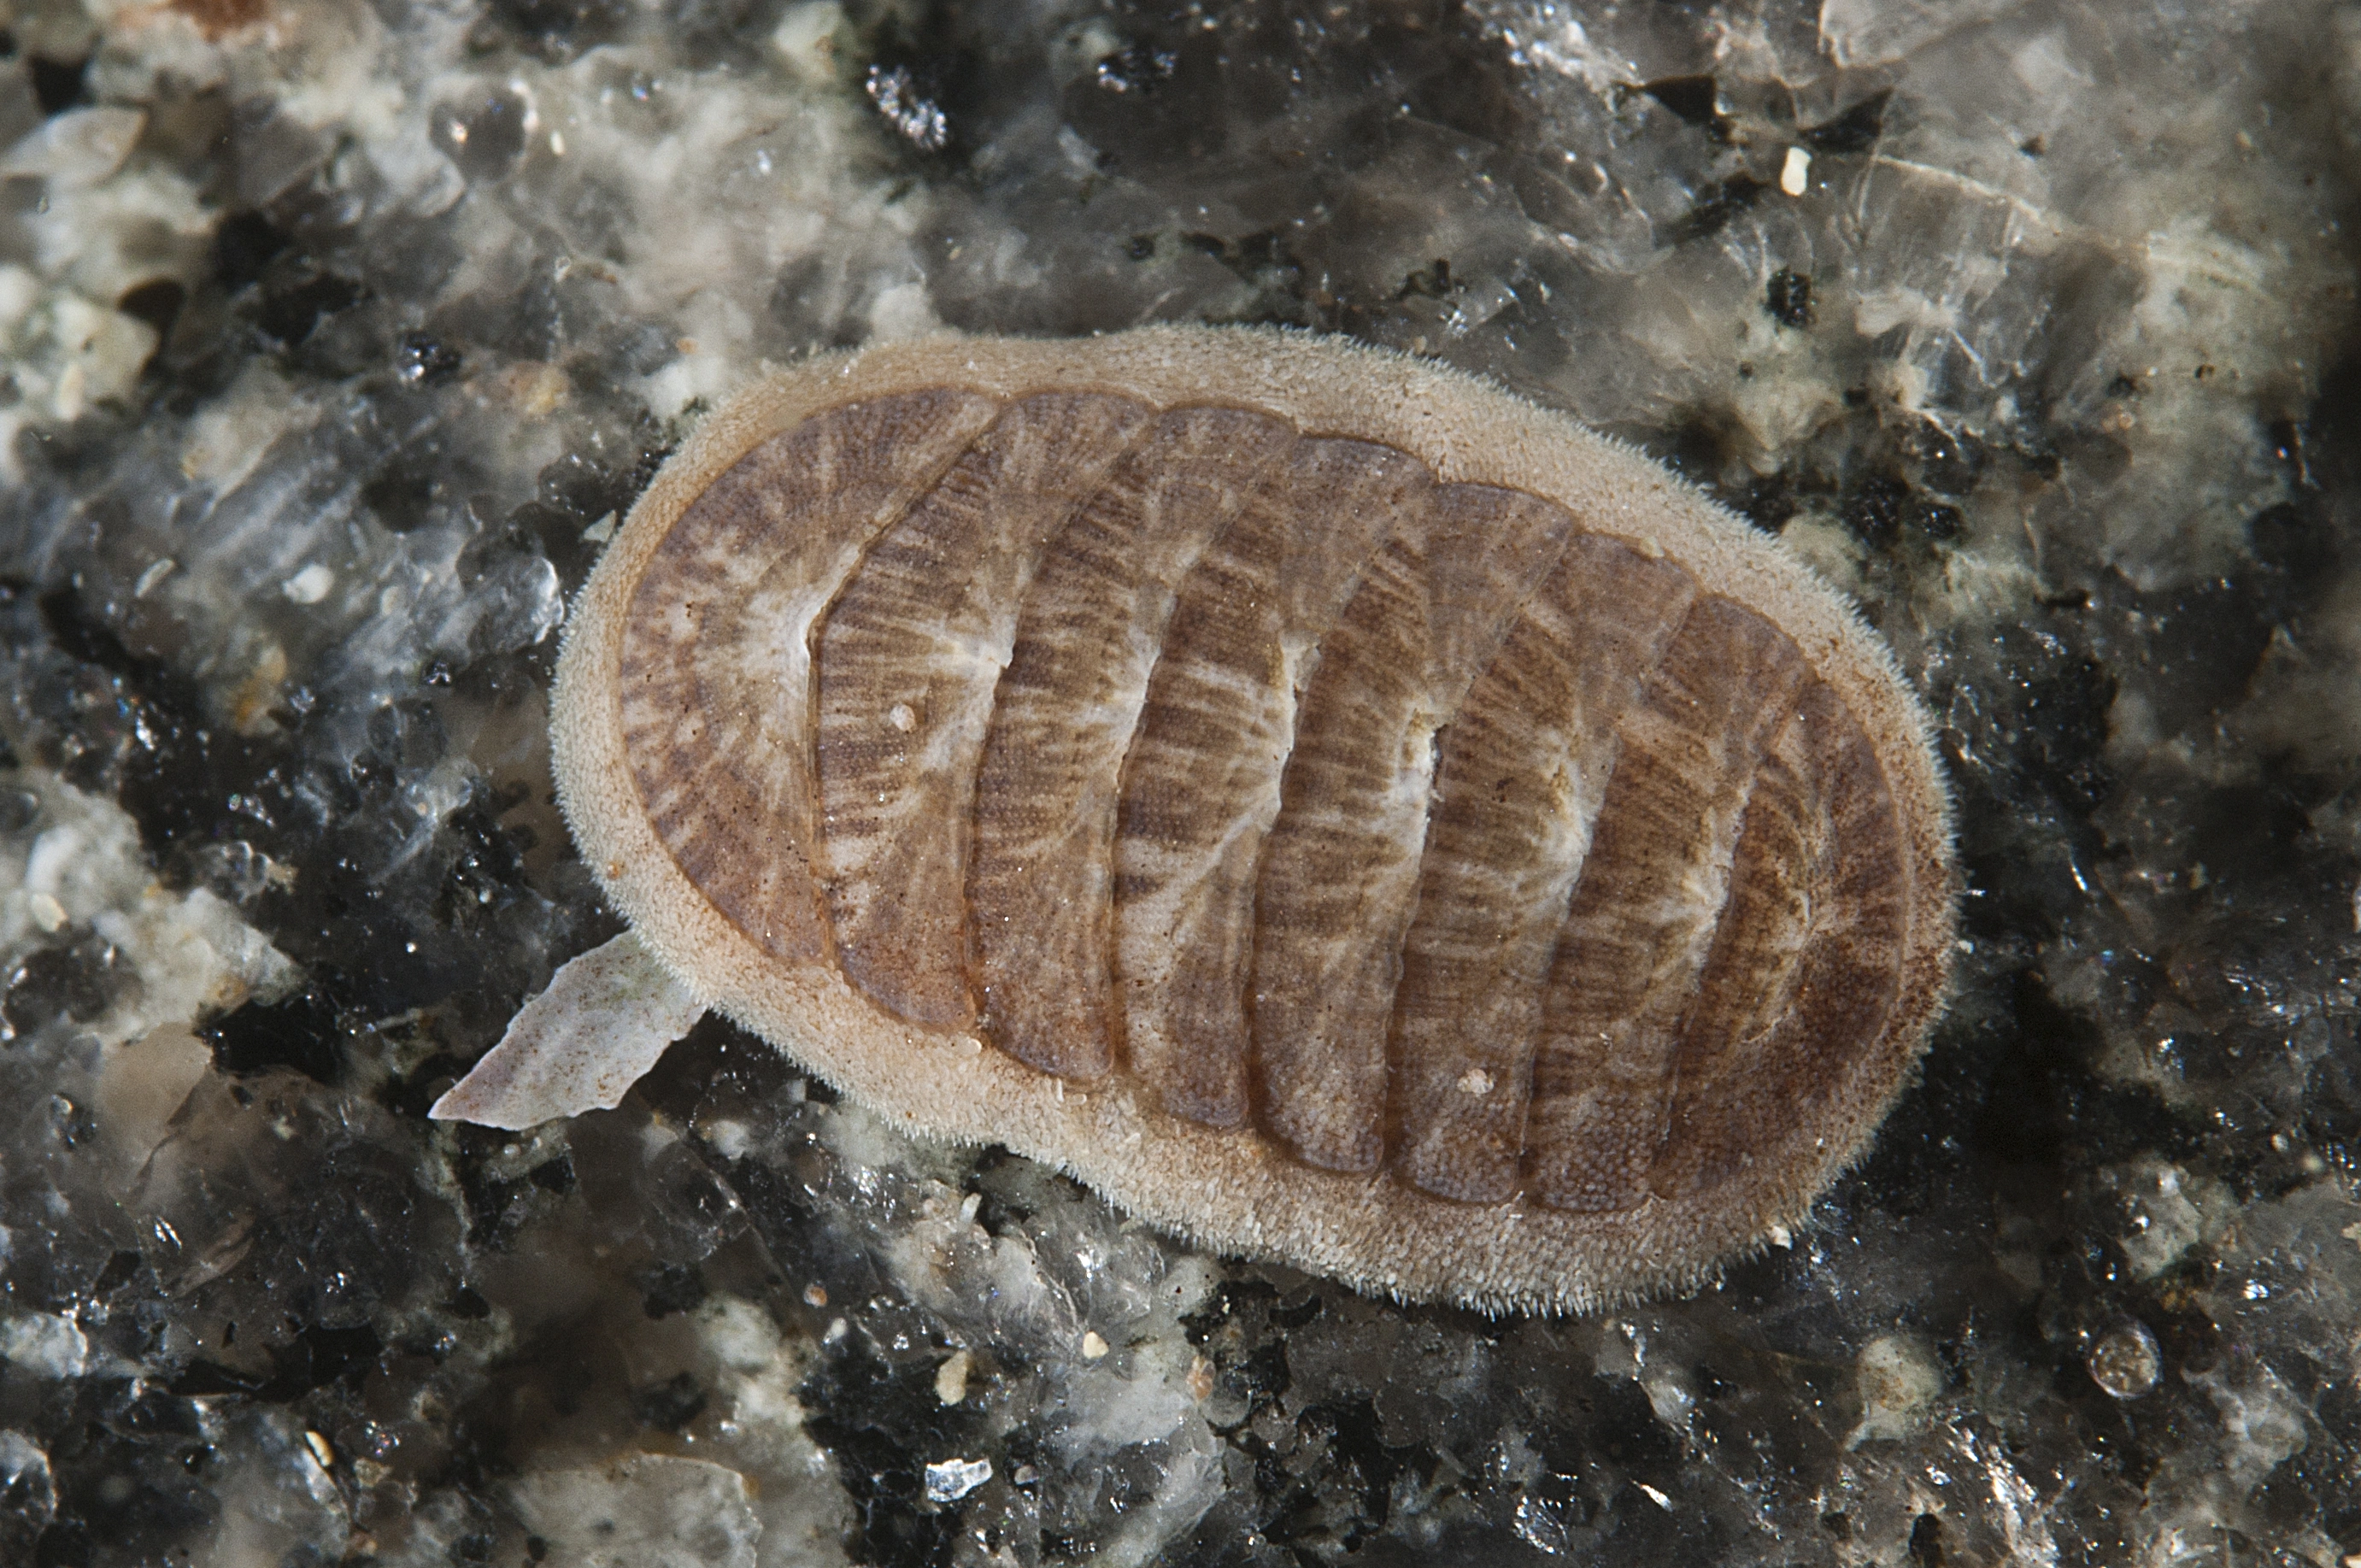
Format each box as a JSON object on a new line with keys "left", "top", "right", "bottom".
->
{"left": 1, "top": 0, "right": 2358, "bottom": 1563}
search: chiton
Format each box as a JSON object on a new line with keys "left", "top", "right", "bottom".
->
{"left": 549, "top": 327, "right": 1955, "bottom": 1312}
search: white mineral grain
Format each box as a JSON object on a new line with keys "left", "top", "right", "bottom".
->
{"left": 0, "top": 1430, "right": 50, "bottom": 1519}
{"left": 2106, "top": 1156, "right": 2235, "bottom": 1281}
{"left": 770, "top": 2, "right": 848, "bottom": 80}
{"left": 279, "top": 563, "right": 335, "bottom": 605}
{"left": 176, "top": 364, "right": 311, "bottom": 492}
{"left": 1847, "top": 1334, "right": 1946, "bottom": 1448}
{"left": 509, "top": 1455, "right": 761, "bottom": 1568}
{"left": 0, "top": 1311, "right": 88, "bottom": 1381}
{"left": 2, "top": 775, "right": 297, "bottom": 1048}
{"left": 686, "top": 1297, "right": 849, "bottom": 1568}
{"left": 1094, "top": 1440, "right": 1228, "bottom": 1568}
{"left": 1048, "top": 1341, "right": 1202, "bottom": 1460}
{"left": 190, "top": 1411, "right": 353, "bottom": 1568}
{"left": 94, "top": 1022, "right": 214, "bottom": 1189}
{"left": 0, "top": 104, "right": 143, "bottom": 185}
{"left": 2, "top": 292, "right": 156, "bottom": 432}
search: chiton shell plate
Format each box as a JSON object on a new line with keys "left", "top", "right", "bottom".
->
{"left": 554, "top": 327, "right": 1955, "bottom": 1312}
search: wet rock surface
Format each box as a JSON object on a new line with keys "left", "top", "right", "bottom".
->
{"left": 1, "top": 0, "right": 2358, "bottom": 1563}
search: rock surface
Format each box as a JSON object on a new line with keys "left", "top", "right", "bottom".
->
{"left": 1, "top": 0, "right": 2357, "bottom": 1563}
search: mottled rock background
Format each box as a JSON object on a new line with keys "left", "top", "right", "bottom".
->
{"left": 2, "top": 0, "right": 2358, "bottom": 1563}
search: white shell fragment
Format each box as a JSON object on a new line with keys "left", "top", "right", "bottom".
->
{"left": 430, "top": 931, "right": 705, "bottom": 1130}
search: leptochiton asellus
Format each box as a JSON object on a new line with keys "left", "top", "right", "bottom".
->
{"left": 545, "top": 327, "right": 1955, "bottom": 1312}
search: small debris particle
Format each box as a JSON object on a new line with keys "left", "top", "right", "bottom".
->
{"left": 1765, "top": 267, "right": 1813, "bottom": 329}
{"left": 394, "top": 332, "right": 461, "bottom": 386}
{"left": 1780, "top": 146, "right": 1811, "bottom": 196}
{"left": 1095, "top": 44, "right": 1178, "bottom": 95}
{"left": 303, "top": 1430, "right": 335, "bottom": 1468}
{"left": 866, "top": 64, "right": 948, "bottom": 152}
{"left": 802, "top": 1283, "right": 827, "bottom": 1308}
{"left": 1079, "top": 1330, "right": 1109, "bottom": 1360}
{"left": 283, "top": 564, "right": 335, "bottom": 604}
{"left": 925, "top": 1456, "right": 991, "bottom": 1504}
{"left": 935, "top": 1348, "right": 971, "bottom": 1405}
{"left": 2088, "top": 1321, "right": 2161, "bottom": 1399}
